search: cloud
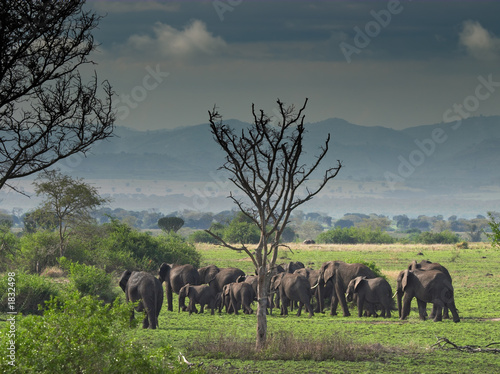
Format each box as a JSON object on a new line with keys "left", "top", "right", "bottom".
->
{"left": 91, "top": 1, "right": 179, "bottom": 13}
{"left": 125, "top": 20, "right": 227, "bottom": 60}
{"left": 459, "top": 20, "right": 500, "bottom": 60}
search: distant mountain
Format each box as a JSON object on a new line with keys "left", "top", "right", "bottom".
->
{"left": 67, "top": 116, "right": 500, "bottom": 191}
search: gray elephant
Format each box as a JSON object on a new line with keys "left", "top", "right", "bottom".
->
{"left": 270, "top": 272, "right": 314, "bottom": 317}
{"left": 397, "top": 268, "right": 460, "bottom": 322}
{"left": 198, "top": 264, "right": 220, "bottom": 284}
{"left": 407, "top": 260, "right": 452, "bottom": 319}
{"left": 238, "top": 274, "right": 258, "bottom": 295}
{"left": 317, "top": 261, "right": 376, "bottom": 316}
{"left": 346, "top": 276, "right": 394, "bottom": 318}
{"left": 208, "top": 267, "right": 246, "bottom": 294}
{"left": 281, "top": 261, "right": 305, "bottom": 273}
{"left": 119, "top": 270, "right": 163, "bottom": 329}
{"left": 178, "top": 284, "right": 217, "bottom": 315}
{"left": 221, "top": 282, "right": 255, "bottom": 314}
{"left": 158, "top": 263, "right": 200, "bottom": 311}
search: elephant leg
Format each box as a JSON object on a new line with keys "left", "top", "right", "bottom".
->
{"left": 330, "top": 293, "right": 339, "bottom": 316}
{"left": 167, "top": 284, "right": 174, "bottom": 312}
{"left": 429, "top": 304, "right": 437, "bottom": 319}
{"left": 199, "top": 303, "right": 205, "bottom": 314}
{"left": 335, "top": 283, "right": 350, "bottom": 317}
{"left": 281, "top": 296, "right": 289, "bottom": 316}
{"left": 305, "top": 301, "right": 314, "bottom": 317}
{"left": 443, "top": 306, "right": 450, "bottom": 319}
{"left": 447, "top": 301, "right": 460, "bottom": 323}
{"left": 417, "top": 299, "right": 427, "bottom": 320}
{"left": 401, "top": 294, "right": 413, "bottom": 320}
{"left": 433, "top": 301, "right": 444, "bottom": 322}
{"left": 357, "top": 296, "right": 364, "bottom": 318}
{"left": 296, "top": 302, "right": 303, "bottom": 317}
{"left": 142, "top": 314, "right": 150, "bottom": 329}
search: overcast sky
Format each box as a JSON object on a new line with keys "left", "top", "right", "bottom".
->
{"left": 85, "top": 0, "right": 500, "bottom": 131}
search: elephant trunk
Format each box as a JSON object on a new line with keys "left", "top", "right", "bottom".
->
{"left": 396, "top": 290, "right": 403, "bottom": 318}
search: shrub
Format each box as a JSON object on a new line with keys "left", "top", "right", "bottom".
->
{"left": 0, "top": 273, "right": 59, "bottom": 315}
{"left": 223, "top": 220, "right": 260, "bottom": 244}
{"left": 99, "top": 220, "right": 201, "bottom": 271}
{"left": 18, "top": 231, "right": 60, "bottom": 273}
{"left": 412, "top": 230, "right": 459, "bottom": 244}
{"left": 59, "top": 257, "right": 117, "bottom": 303}
{"left": 487, "top": 211, "right": 500, "bottom": 248}
{"left": 188, "top": 230, "right": 220, "bottom": 244}
{"left": 316, "top": 227, "right": 394, "bottom": 244}
{"left": 0, "top": 292, "right": 197, "bottom": 373}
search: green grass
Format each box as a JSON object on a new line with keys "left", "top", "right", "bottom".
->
{"left": 4, "top": 243, "right": 499, "bottom": 373}
{"left": 130, "top": 243, "right": 500, "bottom": 373}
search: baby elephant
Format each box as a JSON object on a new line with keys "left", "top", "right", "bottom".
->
{"left": 178, "top": 284, "right": 217, "bottom": 315}
{"left": 346, "top": 276, "right": 394, "bottom": 318}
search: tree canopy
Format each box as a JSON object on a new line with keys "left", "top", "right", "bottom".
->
{"left": 0, "top": 0, "right": 114, "bottom": 192}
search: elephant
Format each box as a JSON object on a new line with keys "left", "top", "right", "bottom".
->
{"left": 198, "top": 264, "right": 220, "bottom": 284}
{"left": 221, "top": 282, "right": 255, "bottom": 314}
{"left": 396, "top": 268, "right": 460, "bottom": 322}
{"left": 317, "top": 261, "right": 377, "bottom": 316}
{"left": 280, "top": 261, "right": 305, "bottom": 273}
{"left": 178, "top": 284, "right": 217, "bottom": 315}
{"left": 407, "top": 260, "right": 453, "bottom": 319}
{"left": 119, "top": 270, "right": 163, "bottom": 329}
{"left": 158, "top": 263, "right": 201, "bottom": 311}
{"left": 346, "top": 276, "right": 394, "bottom": 318}
{"left": 208, "top": 267, "right": 246, "bottom": 294}
{"left": 270, "top": 272, "right": 314, "bottom": 317}
{"left": 238, "top": 274, "right": 258, "bottom": 296}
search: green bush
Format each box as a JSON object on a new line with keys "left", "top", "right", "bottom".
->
{"left": 0, "top": 225, "right": 20, "bottom": 272}
{"left": 18, "top": 231, "right": 60, "bottom": 273}
{"left": 0, "top": 292, "right": 196, "bottom": 373}
{"left": 99, "top": 219, "right": 201, "bottom": 271}
{"left": 223, "top": 221, "right": 260, "bottom": 244}
{"left": 59, "top": 257, "right": 117, "bottom": 303}
{"left": 188, "top": 230, "right": 220, "bottom": 244}
{"left": 316, "top": 227, "right": 395, "bottom": 244}
{"left": 412, "top": 230, "right": 459, "bottom": 244}
{"left": 0, "top": 273, "right": 59, "bottom": 315}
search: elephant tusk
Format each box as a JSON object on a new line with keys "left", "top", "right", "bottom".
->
{"left": 311, "top": 281, "right": 319, "bottom": 289}
{"left": 392, "top": 291, "right": 398, "bottom": 299}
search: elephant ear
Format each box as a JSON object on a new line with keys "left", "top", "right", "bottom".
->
{"left": 119, "top": 270, "right": 132, "bottom": 292}
{"left": 354, "top": 276, "right": 366, "bottom": 292}
{"left": 408, "top": 260, "right": 418, "bottom": 271}
{"left": 401, "top": 269, "right": 410, "bottom": 291}
{"left": 323, "top": 262, "right": 337, "bottom": 284}
{"left": 158, "top": 263, "right": 170, "bottom": 282}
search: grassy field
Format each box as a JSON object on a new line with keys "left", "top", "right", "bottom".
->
{"left": 126, "top": 243, "right": 500, "bottom": 374}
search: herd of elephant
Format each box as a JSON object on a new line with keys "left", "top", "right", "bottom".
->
{"left": 118, "top": 259, "right": 460, "bottom": 329}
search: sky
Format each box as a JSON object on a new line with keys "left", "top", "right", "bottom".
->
{"left": 84, "top": 0, "right": 500, "bottom": 131}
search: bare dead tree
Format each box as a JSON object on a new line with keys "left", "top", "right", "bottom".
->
{"left": 0, "top": 0, "right": 115, "bottom": 192}
{"left": 207, "top": 98, "right": 342, "bottom": 349}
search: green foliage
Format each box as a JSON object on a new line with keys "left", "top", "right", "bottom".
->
{"left": 18, "top": 231, "right": 60, "bottom": 273}
{"left": 0, "top": 224, "right": 20, "bottom": 272}
{"left": 158, "top": 216, "right": 185, "bottom": 233}
{"left": 0, "top": 292, "right": 193, "bottom": 373}
{"left": 411, "top": 230, "right": 459, "bottom": 244}
{"left": 188, "top": 230, "right": 220, "bottom": 244}
{"left": 0, "top": 273, "right": 59, "bottom": 315}
{"left": 316, "top": 227, "right": 395, "bottom": 244}
{"left": 59, "top": 257, "right": 117, "bottom": 303}
{"left": 99, "top": 219, "right": 201, "bottom": 271}
{"left": 223, "top": 220, "right": 260, "bottom": 244}
{"left": 487, "top": 211, "right": 500, "bottom": 248}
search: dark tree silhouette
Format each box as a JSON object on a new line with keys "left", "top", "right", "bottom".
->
{"left": 206, "top": 98, "right": 342, "bottom": 348}
{"left": 0, "top": 0, "right": 114, "bottom": 192}
{"left": 157, "top": 217, "right": 185, "bottom": 233}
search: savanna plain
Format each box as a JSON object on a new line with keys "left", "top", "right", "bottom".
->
{"left": 131, "top": 243, "right": 500, "bottom": 374}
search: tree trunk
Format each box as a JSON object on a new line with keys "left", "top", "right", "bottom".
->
{"left": 256, "top": 266, "right": 269, "bottom": 350}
